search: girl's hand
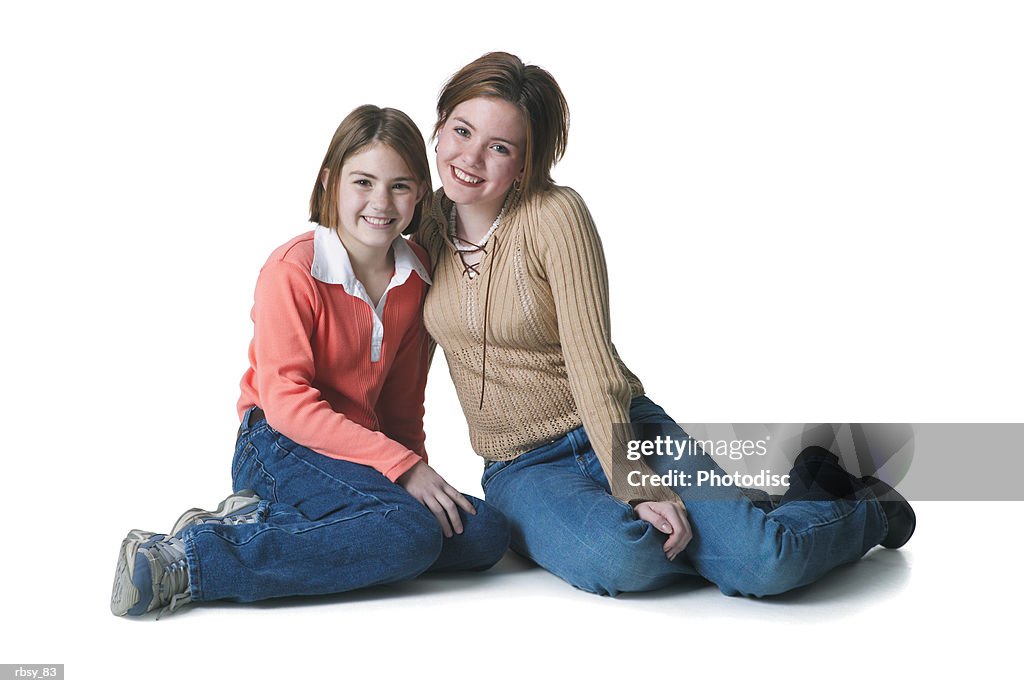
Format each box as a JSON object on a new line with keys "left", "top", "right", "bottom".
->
{"left": 397, "top": 460, "right": 476, "bottom": 538}
{"left": 634, "top": 501, "right": 692, "bottom": 561}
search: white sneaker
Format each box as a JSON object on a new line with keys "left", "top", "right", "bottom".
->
{"left": 111, "top": 530, "right": 191, "bottom": 617}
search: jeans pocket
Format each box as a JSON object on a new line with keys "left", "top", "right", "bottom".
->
{"left": 481, "top": 459, "right": 515, "bottom": 491}
{"left": 231, "top": 441, "right": 276, "bottom": 500}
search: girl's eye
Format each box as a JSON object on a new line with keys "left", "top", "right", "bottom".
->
{"left": 354, "top": 179, "right": 372, "bottom": 187}
{"left": 491, "top": 144, "right": 509, "bottom": 155}
{"left": 392, "top": 183, "right": 411, "bottom": 191}
{"left": 454, "top": 126, "right": 469, "bottom": 137}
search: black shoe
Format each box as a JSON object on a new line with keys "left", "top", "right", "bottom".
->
{"left": 790, "top": 446, "right": 860, "bottom": 500}
{"left": 862, "top": 476, "right": 916, "bottom": 549}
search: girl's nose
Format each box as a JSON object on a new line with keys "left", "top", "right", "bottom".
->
{"left": 370, "top": 187, "right": 392, "bottom": 209}
{"left": 461, "top": 143, "right": 486, "bottom": 168}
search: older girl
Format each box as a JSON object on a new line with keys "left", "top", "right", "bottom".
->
{"left": 415, "top": 53, "right": 914, "bottom": 598}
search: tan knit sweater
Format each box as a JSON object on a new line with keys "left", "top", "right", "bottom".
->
{"left": 417, "top": 185, "right": 681, "bottom": 506}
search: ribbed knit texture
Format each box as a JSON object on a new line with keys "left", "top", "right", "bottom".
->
{"left": 237, "top": 231, "right": 430, "bottom": 482}
{"left": 418, "top": 186, "right": 680, "bottom": 505}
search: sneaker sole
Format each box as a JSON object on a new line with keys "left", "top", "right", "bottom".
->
{"left": 170, "top": 490, "right": 260, "bottom": 537}
{"left": 110, "top": 529, "right": 155, "bottom": 616}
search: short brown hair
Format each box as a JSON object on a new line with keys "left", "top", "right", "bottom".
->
{"left": 434, "top": 52, "right": 569, "bottom": 200}
{"left": 311, "top": 105, "right": 431, "bottom": 234}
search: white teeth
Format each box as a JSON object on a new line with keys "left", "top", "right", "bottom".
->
{"left": 362, "top": 216, "right": 393, "bottom": 227}
{"left": 453, "top": 167, "right": 483, "bottom": 184}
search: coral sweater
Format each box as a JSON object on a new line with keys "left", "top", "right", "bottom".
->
{"left": 237, "top": 227, "right": 432, "bottom": 482}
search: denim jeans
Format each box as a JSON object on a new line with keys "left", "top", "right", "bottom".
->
{"left": 182, "top": 407, "right": 510, "bottom": 603}
{"left": 481, "top": 395, "right": 888, "bottom": 598}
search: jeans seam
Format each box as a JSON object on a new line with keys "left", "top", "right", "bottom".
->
{"left": 190, "top": 508, "right": 385, "bottom": 546}
{"left": 269, "top": 437, "right": 392, "bottom": 508}
{"left": 769, "top": 497, "right": 873, "bottom": 537}
{"left": 232, "top": 442, "right": 256, "bottom": 486}
{"left": 873, "top": 497, "right": 889, "bottom": 540}
{"left": 253, "top": 457, "right": 279, "bottom": 502}
{"left": 183, "top": 530, "right": 203, "bottom": 601}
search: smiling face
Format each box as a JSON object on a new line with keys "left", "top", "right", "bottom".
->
{"left": 436, "top": 97, "right": 527, "bottom": 216}
{"left": 331, "top": 143, "right": 423, "bottom": 256}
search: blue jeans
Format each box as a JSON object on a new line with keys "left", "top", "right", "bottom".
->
{"left": 481, "top": 396, "right": 888, "bottom": 598}
{"left": 182, "top": 407, "right": 511, "bottom": 603}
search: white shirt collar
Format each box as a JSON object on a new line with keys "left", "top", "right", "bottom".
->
{"left": 309, "top": 225, "right": 431, "bottom": 364}
{"left": 310, "top": 225, "right": 431, "bottom": 289}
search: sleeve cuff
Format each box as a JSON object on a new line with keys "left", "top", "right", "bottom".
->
{"left": 384, "top": 453, "right": 424, "bottom": 483}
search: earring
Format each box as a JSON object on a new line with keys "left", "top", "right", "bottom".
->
{"left": 513, "top": 179, "right": 521, "bottom": 192}
{"left": 434, "top": 144, "right": 439, "bottom": 153}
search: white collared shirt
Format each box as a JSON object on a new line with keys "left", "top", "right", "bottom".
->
{"left": 310, "top": 225, "right": 431, "bottom": 363}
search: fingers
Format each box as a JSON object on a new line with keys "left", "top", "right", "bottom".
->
{"left": 450, "top": 488, "right": 477, "bottom": 515}
{"left": 423, "top": 487, "right": 469, "bottom": 537}
{"left": 436, "top": 475, "right": 476, "bottom": 517}
{"left": 635, "top": 503, "right": 673, "bottom": 534}
{"left": 662, "top": 508, "right": 692, "bottom": 561}
{"left": 436, "top": 490, "right": 465, "bottom": 536}
{"left": 400, "top": 463, "right": 475, "bottom": 537}
{"left": 636, "top": 502, "right": 693, "bottom": 562}
{"left": 422, "top": 496, "right": 454, "bottom": 538}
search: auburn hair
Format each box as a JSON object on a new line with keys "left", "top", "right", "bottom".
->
{"left": 434, "top": 52, "right": 569, "bottom": 200}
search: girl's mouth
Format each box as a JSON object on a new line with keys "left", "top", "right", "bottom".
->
{"left": 451, "top": 166, "right": 484, "bottom": 186}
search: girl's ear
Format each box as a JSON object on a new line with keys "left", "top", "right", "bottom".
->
{"left": 320, "top": 168, "right": 329, "bottom": 191}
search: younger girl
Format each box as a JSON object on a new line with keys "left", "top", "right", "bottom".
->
{"left": 111, "top": 105, "right": 509, "bottom": 617}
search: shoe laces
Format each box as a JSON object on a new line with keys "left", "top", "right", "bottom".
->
{"left": 148, "top": 536, "right": 192, "bottom": 619}
{"left": 220, "top": 507, "right": 260, "bottom": 525}
{"left": 157, "top": 592, "right": 192, "bottom": 620}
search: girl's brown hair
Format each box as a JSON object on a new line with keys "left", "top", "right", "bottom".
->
{"left": 434, "top": 52, "right": 569, "bottom": 200}
{"left": 311, "top": 105, "right": 431, "bottom": 233}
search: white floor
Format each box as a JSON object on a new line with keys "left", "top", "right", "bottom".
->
{"left": 5, "top": 501, "right": 1014, "bottom": 691}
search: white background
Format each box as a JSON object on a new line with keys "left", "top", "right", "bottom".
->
{"left": 1, "top": 1, "right": 1022, "bottom": 690}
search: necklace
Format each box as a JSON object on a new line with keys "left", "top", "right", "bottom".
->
{"left": 448, "top": 200, "right": 507, "bottom": 278}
